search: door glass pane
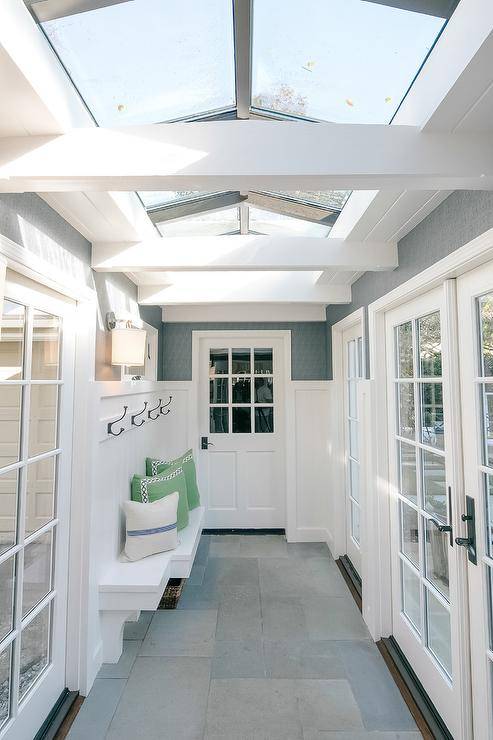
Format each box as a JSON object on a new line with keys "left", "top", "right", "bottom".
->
{"left": 210, "top": 349, "right": 228, "bottom": 375}
{"left": 210, "top": 407, "right": 228, "bottom": 433}
{"left": 485, "top": 474, "right": 493, "bottom": 558}
{"left": 0, "top": 645, "right": 11, "bottom": 731}
{"left": 398, "top": 383, "right": 415, "bottom": 440}
{"left": 421, "top": 383, "right": 444, "bottom": 450}
{"left": 254, "top": 348, "right": 272, "bottom": 374}
{"left": 488, "top": 566, "right": 493, "bottom": 650}
{"left": 255, "top": 407, "right": 274, "bottom": 433}
{"left": 400, "top": 501, "right": 419, "bottom": 568}
{"left": 0, "top": 301, "right": 24, "bottom": 380}
{"left": 349, "top": 419, "right": 358, "bottom": 460}
{"left": 348, "top": 380, "right": 357, "bottom": 418}
{"left": 399, "top": 442, "right": 417, "bottom": 504}
{"left": 402, "top": 561, "right": 421, "bottom": 633}
{"left": 232, "top": 349, "right": 250, "bottom": 374}
{"left": 351, "top": 502, "right": 360, "bottom": 543}
{"left": 425, "top": 519, "right": 449, "bottom": 601}
{"left": 25, "top": 457, "right": 56, "bottom": 538}
{"left": 232, "top": 378, "right": 251, "bottom": 404}
{"left": 418, "top": 312, "right": 442, "bottom": 377}
{"left": 479, "top": 293, "right": 493, "bottom": 377}
{"left": 0, "top": 469, "right": 18, "bottom": 556}
{"left": 0, "top": 555, "right": 15, "bottom": 642}
{"left": 254, "top": 377, "right": 273, "bottom": 404}
{"left": 422, "top": 450, "right": 447, "bottom": 522}
{"left": 233, "top": 407, "right": 251, "bottom": 433}
{"left": 19, "top": 605, "right": 50, "bottom": 702}
{"left": 482, "top": 384, "right": 493, "bottom": 467}
{"left": 0, "top": 385, "right": 22, "bottom": 468}
{"left": 31, "top": 311, "right": 60, "bottom": 381}
{"left": 426, "top": 588, "right": 452, "bottom": 677}
{"left": 397, "top": 322, "right": 413, "bottom": 378}
{"left": 210, "top": 378, "right": 228, "bottom": 404}
{"left": 357, "top": 336, "right": 364, "bottom": 378}
{"left": 350, "top": 459, "right": 359, "bottom": 504}
{"left": 348, "top": 340, "right": 356, "bottom": 378}
{"left": 22, "top": 529, "right": 53, "bottom": 618}
{"left": 29, "top": 385, "right": 58, "bottom": 457}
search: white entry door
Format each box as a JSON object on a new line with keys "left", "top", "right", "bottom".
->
{"left": 0, "top": 271, "right": 75, "bottom": 740}
{"left": 198, "top": 335, "right": 285, "bottom": 528}
{"left": 385, "top": 286, "right": 466, "bottom": 739}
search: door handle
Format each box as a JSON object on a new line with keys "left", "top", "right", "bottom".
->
{"left": 201, "top": 436, "right": 215, "bottom": 450}
{"left": 455, "top": 495, "right": 477, "bottom": 565}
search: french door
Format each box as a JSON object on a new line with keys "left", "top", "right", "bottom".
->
{"left": 385, "top": 287, "right": 466, "bottom": 738}
{"left": 343, "top": 324, "right": 364, "bottom": 576}
{"left": 0, "top": 271, "right": 75, "bottom": 740}
{"left": 198, "top": 334, "right": 285, "bottom": 528}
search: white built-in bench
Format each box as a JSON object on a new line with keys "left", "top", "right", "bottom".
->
{"left": 99, "top": 506, "right": 205, "bottom": 663}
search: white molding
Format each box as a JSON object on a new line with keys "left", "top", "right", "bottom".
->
{"left": 162, "top": 303, "right": 327, "bottom": 323}
{"left": 331, "top": 306, "right": 365, "bottom": 333}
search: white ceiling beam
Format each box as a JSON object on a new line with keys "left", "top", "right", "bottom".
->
{"left": 233, "top": 0, "right": 252, "bottom": 120}
{"left": 138, "top": 272, "right": 352, "bottom": 305}
{"left": 1, "top": 121, "right": 493, "bottom": 192}
{"left": 27, "top": 0, "right": 132, "bottom": 22}
{"left": 92, "top": 235, "right": 398, "bottom": 273}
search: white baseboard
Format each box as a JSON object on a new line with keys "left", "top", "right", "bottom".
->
{"left": 83, "top": 641, "right": 103, "bottom": 696}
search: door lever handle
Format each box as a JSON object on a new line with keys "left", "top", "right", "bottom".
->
{"left": 428, "top": 518, "right": 452, "bottom": 534}
{"left": 455, "top": 537, "right": 473, "bottom": 547}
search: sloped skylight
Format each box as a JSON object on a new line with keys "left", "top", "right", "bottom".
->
{"left": 262, "top": 190, "right": 351, "bottom": 211}
{"left": 251, "top": 0, "right": 449, "bottom": 123}
{"left": 157, "top": 208, "right": 240, "bottom": 237}
{"left": 249, "top": 208, "right": 330, "bottom": 237}
{"left": 140, "top": 191, "right": 226, "bottom": 210}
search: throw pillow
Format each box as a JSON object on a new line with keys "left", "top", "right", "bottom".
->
{"left": 122, "top": 493, "right": 179, "bottom": 562}
{"left": 146, "top": 449, "right": 200, "bottom": 510}
{"left": 131, "top": 464, "right": 189, "bottom": 530}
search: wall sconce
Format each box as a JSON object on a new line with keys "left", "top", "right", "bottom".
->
{"left": 106, "top": 312, "right": 147, "bottom": 367}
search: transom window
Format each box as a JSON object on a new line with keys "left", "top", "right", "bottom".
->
{"left": 209, "top": 347, "right": 274, "bottom": 434}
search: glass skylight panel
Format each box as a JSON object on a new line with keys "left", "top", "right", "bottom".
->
{"left": 251, "top": 0, "right": 449, "bottom": 123}
{"left": 35, "top": 0, "right": 236, "bottom": 125}
{"left": 249, "top": 208, "right": 330, "bottom": 237}
{"left": 264, "top": 191, "right": 351, "bottom": 211}
{"left": 139, "top": 191, "right": 225, "bottom": 210}
{"left": 158, "top": 208, "right": 239, "bottom": 237}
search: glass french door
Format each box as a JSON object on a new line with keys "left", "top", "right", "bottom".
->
{"left": 0, "top": 272, "right": 75, "bottom": 740}
{"left": 343, "top": 324, "right": 364, "bottom": 576}
{"left": 385, "top": 286, "right": 466, "bottom": 738}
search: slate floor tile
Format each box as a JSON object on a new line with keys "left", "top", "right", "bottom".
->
{"left": 286, "top": 542, "right": 331, "bottom": 559}
{"left": 177, "top": 584, "right": 221, "bottom": 610}
{"left": 239, "top": 535, "right": 288, "bottom": 558}
{"left": 67, "top": 678, "right": 126, "bottom": 740}
{"left": 261, "top": 596, "right": 309, "bottom": 640}
{"left": 97, "top": 640, "right": 141, "bottom": 679}
{"left": 216, "top": 584, "right": 262, "bottom": 640}
{"left": 187, "top": 562, "right": 206, "bottom": 586}
{"left": 122, "top": 610, "right": 152, "bottom": 640}
{"left": 303, "top": 733, "right": 423, "bottom": 739}
{"left": 259, "top": 558, "right": 347, "bottom": 599}
{"left": 140, "top": 609, "right": 218, "bottom": 657}
{"left": 204, "top": 556, "right": 260, "bottom": 588}
{"left": 194, "top": 534, "right": 211, "bottom": 565}
{"left": 209, "top": 535, "right": 242, "bottom": 557}
{"left": 296, "top": 679, "right": 365, "bottom": 732}
{"left": 303, "top": 596, "right": 370, "bottom": 641}
{"left": 263, "top": 639, "right": 346, "bottom": 679}
{"left": 212, "top": 639, "right": 266, "bottom": 678}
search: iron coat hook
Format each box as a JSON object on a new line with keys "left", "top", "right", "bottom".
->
{"left": 148, "top": 399, "right": 162, "bottom": 421}
{"left": 131, "top": 401, "right": 148, "bottom": 427}
{"left": 107, "top": 406, "right": 128, "bottom": 437}
{"left": 160, "top": 396, "right": 173, "bottom": 416}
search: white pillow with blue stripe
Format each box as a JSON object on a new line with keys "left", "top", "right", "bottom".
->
{"left": 122, "top": 492, "right": 179, "bottom": 562}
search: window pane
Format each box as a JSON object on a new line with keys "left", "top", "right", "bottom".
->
{"left": 348, "top": 380, "right": 357, "bottom": 419}
{"left": 425, "top": 519, "right": 449, "bottom": 601}
{"left": 0, "top": 645, "right": 11, "bottom": 731}
{"left": 158, "top": 207, "right": 239, "bottom": 237}
{"left": 422, "top": 450, "right": 447, "bottom": 522}
{"left": 398, "top": 383, "right": 415, "bottom": 440}
{"left": 255, "top": 407, "right": 274, "bottom": 433}
{"left": 22, "top": 529, "right": 53, "bottom": 618}
{"left": 0, "top": 469, "right": 18, "bottom": 556}
{"left": 0, "top": 385, "right": 22, "bottom": 469}
{"left": 232, "top": 349, "right": 250, "bottom": 374}
{"left": 254, "top": 349, "right": 273, "bottom": 374}
{"left": 351, "top": 502, "right": 360, "bottom": 544}
{"left": 485, "top": 475, "right": 493, "bottom": 559}
{"left": 402, "top": 561, "right": 421, "bottom": 633}
{"left": 232, "top": 378, "right": 251, "bottom": 404}
{"left": 210, "top": 349, "right": 228, "bottom": 375}
{"left": 255, "top": 377, "right": 273, "bottom": 404}
{"left": 0, "top": 300, "right": 24, "bottom": 381}
{"left": 25, "top": 457, "right": 56, "bottom": 538}
{"left": 421, "top": 383, "right": 444, "bottom": 450}
{"left": 251, "top": 0, "right": 447, "bottom": 123}
{"left": 348, "top": 340, "right": 356, "bottom": 378}
{"left": 29, "top": 385, "right": 58, "bottom": 458}
{"left": 139, "top": 190, "right": 225, "bottom": 210}
{"left": 400, "top": 501, "right": 419, "bottom": 568}
{"left": 397, "top": 322, "right": 413, "bottom": 378}
{"left": 350, "top": 459, "right": 359, "bottom": 504}
{"left": 19, "top": 605, "right": 50, "bottom": 702}
{"left": 426, "top": 589, "right": 452, "bottom": 677}
{"left": 479, "top": 293, "right": 493, "bottom": 377}
{"left": 39, "top": 0, "right": 236, "bottom": 125}
{"left": 349, "top": 419, "right": 358, "bottom": 460}
{"left": 419, "top": 312, "right": 441, "bottom": 377}
{"left": 357, "top": 336, "right": 364, "bottom": 378}
{"left": 249, "top": 207, "right": 330, "bottom": 237}
{"left": 482, "top": 384, "right": 493, "bottom": 468}
{"left": 0, "top": 555, "right": 15, "bottom": 643}
{"left": 210, "top": 407, "right": 228, "bottom": 434}
{"left": 233, "top": 407, "right": 251, "bottom": 433}
{"left": 210, "top": 378, "right": 228, "bottom": 404}
{"left": 399, "top": 442, "right": 417, "bottom": 505}
{"left": 31, "top": 311, "right": 60, "bottom": 381}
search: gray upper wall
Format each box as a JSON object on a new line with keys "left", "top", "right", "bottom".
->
{"left": 326, "top": 191, "right": 493, "bottom": 378}
{"left": 163, "top": 321, "right": 328, "bottom": 381}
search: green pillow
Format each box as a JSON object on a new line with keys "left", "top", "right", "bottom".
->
{"left": 146, "top": 450, "right": 200, "bottom": 510}
{"left": 131, "top": 464, "right": 189, "bottom": 531}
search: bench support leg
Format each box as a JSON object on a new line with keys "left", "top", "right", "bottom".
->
{"left": 100, "top": 610, "right": 136, "bottom": 663}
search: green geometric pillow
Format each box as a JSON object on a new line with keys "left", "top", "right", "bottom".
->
{"left": 131, "top": 464, "right": 189, "bottom": 531}
{"left": 146, "top": 449, "right": 200, "bottom": 510}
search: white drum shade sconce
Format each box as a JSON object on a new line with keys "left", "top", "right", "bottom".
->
{"left": 106, "top": 312, "right": 147, "bottom": 368}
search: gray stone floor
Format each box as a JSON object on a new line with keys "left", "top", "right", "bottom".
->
{"left": 68, "top": 535, "right": 422, "bottom": 740}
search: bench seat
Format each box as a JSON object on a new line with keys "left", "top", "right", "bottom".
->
{"left": 99, "top": 506, "right": 204, "bottom": 662}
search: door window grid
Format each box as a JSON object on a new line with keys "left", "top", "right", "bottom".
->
{"left": 394, "top": 312, "right": 452, "bottom": 680}
{"left": 347, "top": 338, "right": 363, "bottom": 545}
{"left": 209, "top": 347, "right": 274, "bottom": 434}
{"left": 0, "top": 301, "right": 61, "bottom": 732}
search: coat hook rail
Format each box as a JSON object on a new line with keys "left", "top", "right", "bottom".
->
{"left": 148, "top": 399, "right": 162, "bottom": 421}
{"left": 131, "top": 401, "right": 148, "bottom": 427}
{"left": 160, "top": 395, "right": 173, "bottom": 416}
{"left": 108, "top": 405, "right": 128, "bottom": 437}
